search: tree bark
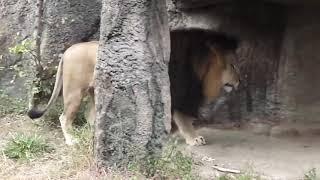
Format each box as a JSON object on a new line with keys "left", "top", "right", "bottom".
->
{"left": 94, "top": 0, "right": 171, "bottom": 169}
{"left": 34, "top": 0, "right": 44, "bottom": 71}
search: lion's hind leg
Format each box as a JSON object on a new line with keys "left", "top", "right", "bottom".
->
{"left": 173, "top": 110, "right": 206, "bottom": 146}
{"left": 60, "top": 90, "right": 83, "bottom": 145}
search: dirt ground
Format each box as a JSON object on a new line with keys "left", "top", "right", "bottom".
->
{"left": 177, "top": 124, "right": 320, "bottom": 180}
{"left": 0, "top": 115, "right": 95, "bottom": 180}
{"left": 0, "top": 115, "right": 137, "bottom": 180}
{"left": 1, "top": 114, "right": 320, "bottom": 180}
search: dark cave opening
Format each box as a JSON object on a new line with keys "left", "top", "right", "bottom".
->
{"left": 169, "top": 29, "right": 240, "bottom": 127}
{"left": 169, "top": 1, "right": 320, "bottom": 135}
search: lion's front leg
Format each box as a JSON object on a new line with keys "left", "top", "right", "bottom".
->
{"left": 173, "top": 110, "right": 206, "bottom": 146}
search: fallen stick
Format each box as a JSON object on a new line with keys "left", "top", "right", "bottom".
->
{"left": 212, "top": 165, "right": 241, "bottom": 174}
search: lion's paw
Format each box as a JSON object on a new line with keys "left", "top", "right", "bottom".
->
{"left": 65, "top": 136, "right": 79, "bottom": 146}
{"left": 186, "top": 136, "right": 206, "bottom": 146}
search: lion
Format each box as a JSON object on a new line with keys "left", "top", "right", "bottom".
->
{"left": 170, "top": 42, "right": 240, "bottom": 146}
{"left": 28, "top": 41, "right": 98, "bottom": 145}
{"left": 27, "top": 40, "right": 240, "bottom": 146}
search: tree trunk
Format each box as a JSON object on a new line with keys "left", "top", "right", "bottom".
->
{"left": 34, "top": 0, "right": 44, "bottom": 70}
{"left": 94, "top": 0, "right": 171, "bottom": 169}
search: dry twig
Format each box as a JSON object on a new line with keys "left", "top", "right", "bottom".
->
{"left": 212, "top": 165, "right": 241, "bottom": 174}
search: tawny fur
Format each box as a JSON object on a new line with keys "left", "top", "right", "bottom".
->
{"left": 28, "top": 41, "right": 98, "bottom": 145}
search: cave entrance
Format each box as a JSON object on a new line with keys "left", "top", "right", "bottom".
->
{"left": 168, "top": 1, "right": 320, "bottom": 178}
{"left": 169, "top": 29, "right": 240, "bottom": 127}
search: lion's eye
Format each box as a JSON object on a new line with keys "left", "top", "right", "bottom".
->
{"left": 231, "top": 64, "right": 240, "bottom": 73}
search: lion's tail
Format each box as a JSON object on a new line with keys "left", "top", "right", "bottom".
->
{"left": 27, "top": 58, "right": 64, "bottom": 119}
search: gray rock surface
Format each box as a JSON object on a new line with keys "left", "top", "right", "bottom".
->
{"left": 94, "top": 0, "right": 171, "bottom": 168}
{"left": 0, "top": 0, "right": 36, "bottom": 98}
{"left": 277, "top": 6, "right": 320, "bottom": 124}
{"left": 0, "top": 0, "right": 101, "bottom": 101}
{"left": 41, "top": 0, "right": 101, "bottom": 64}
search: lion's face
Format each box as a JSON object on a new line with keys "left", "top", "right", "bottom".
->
{"left": 221, "top": 52, "right": 240, "bottom": 93}
{"left": 200, "top": 48, "right": 241, "bottom": 103}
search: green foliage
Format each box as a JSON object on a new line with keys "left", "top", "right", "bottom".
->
{"left": 2, "top": 41, "right": 34, "bottom": 116}
{"left": 8, "top": 39, "right": 34, "bottom": 55}
{"left": 7, "top": 38, "right": 51, "bottom": 112}
{"left": 0, "top": 90, "right": 26, "bottom": 116}
{"left": 3, "top": 133, "right": 52, "bottom": 160}
{"left": 6, "top": 39, "right": 39, "bottom": 108}
{"left": 304, "top": 168, "right": 318, "bottom": 180}
{"left": 128, "top": 141, "right": 195, "bottom": 180}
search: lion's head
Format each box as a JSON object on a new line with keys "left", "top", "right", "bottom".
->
{"left": 195, "top": 43, "right": 240, "bottom": 103}
{"left": 221, "top": 52, "right": 240, "bottom": 93}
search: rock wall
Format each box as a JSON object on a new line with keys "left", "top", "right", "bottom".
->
{"left": 41, "top": 0, "right": 101, "bottom": 64}
{"left": 278, "top": 5, "right": 320, "bottom": 123}
{"left": 0, "top": 0, "right": 36, "bottom": 98}
{"left": 0, "top": 0, "right": 101, "bottom": 101}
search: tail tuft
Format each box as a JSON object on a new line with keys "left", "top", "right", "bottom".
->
{"left": 27, "top": 108, "right": 45, "bottom": 119}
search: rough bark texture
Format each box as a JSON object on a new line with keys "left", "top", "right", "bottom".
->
{"left": 95, "top": 0, "right": 171, "bottom": 168}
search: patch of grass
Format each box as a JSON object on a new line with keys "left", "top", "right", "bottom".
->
{"left": 237, "top": 173, "right": 261, "bottom": 180}
{"left": 217, "top": 171, "right": 261, "bottom": 180}
{"left": 218, "top": 175, "right": 231, "bottom": 180}
{"left": 3, "top": 133, "right": 52, "bottom": 160}
{"left": 304, "top": 168, "right": 318, "bottom": 180}
{"left": 71, "top": 123, "right": 93, "bottom": 155}
{"left": 129, "top": 140, "right": 195, "bottom": 180}
{"left": 69, "top": 123, "right": 94, "bottom": 172}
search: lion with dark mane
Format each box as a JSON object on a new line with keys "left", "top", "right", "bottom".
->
{"left": 169, "top": 30, "right": 240, "bottom": 145}
{"left": 28, "top": 31, "right": 240, "bottom": 146}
